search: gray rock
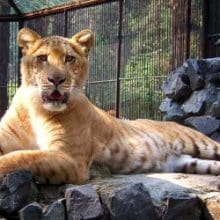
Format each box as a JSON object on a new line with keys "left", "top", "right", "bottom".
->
{"left": 91, "top": 174, "right": 220, "bottom": 220}
{"left": 207, "top": 100, "right": 220, "bottom": 117}
{"left": 19, "top": 202, "right": 42, "bottom": 220}
{"left": 207, "top": 72, "right": 220, "bottom": 86}
{"left": 65, "top": 184, "right": 103, "bottom": 220}
{"left": 197, "top": 58, "right": 220, "bottom": 75}
{"left": 159, "top": 98, "right": 185, "bottom": 122}
{"left": 92, "top": 173, "right": 220, "bottom": 201}
{"left": 0, "top": 170, "right": 36, "bottom": 215}
{"left": 2, "top": 170, "right": 32, "bottom": 194}
{"left": 99, "top": 182, "right": 159, "bottom": 220}
{"left": 43, "top": 199, "right": 65, "bottom": 220}
{"left": 181, "top": 91, "right": 206, "bottom": 115}
{"left": 182, "top": 83, "right": 218, "bottom": 116}
{"left": 163, "top": 193, "right": 201, "bottom": 220}
{"left": 204, "top": 84, "right": 219, "bottom": 113}
{"left": 184, "top": 116, "right": 220, "bottom": 135}
{"left": 184, "top": 59, "right": 205, "bottom": 90}
{"left": 162, "top": 68, "right": 191, "bottom": 101}
{"left": 160, "top": 58, "right": 220, "bottom": 136}
{"left": 159, "top": 98, "right": 175, "bottom": 112}
{"left": 1, "top": 172, "right": 220, "bottom": 220}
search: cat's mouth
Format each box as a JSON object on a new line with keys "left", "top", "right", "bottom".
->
{"left": 42, "top": 90, "right": 69, "bottom": 104}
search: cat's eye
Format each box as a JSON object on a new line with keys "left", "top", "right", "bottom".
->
{"left": 65, "top": 55, "right": 75, "bottom": 63}
{"left": 37, "top": 55, "right": 47, "bottom": 62}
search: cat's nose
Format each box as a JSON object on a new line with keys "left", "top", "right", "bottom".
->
{"left": 48, "top": 75, "right": 66, "bottom": 86}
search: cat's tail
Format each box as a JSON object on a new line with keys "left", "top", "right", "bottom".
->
{"left": 173, "top": 154, "right": 220, "bottom": 175}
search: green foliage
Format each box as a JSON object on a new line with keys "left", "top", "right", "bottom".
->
{"left": 7, "top": 80, "right": 17, "bottom": 104}
{"left": 118, "top": 0, "right": 171, "bottom": 119}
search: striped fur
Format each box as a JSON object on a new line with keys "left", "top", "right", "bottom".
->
{"left": 0, "top": 28, "right": 219, "bottom": 184}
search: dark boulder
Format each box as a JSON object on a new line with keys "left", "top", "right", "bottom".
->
{"left": 163, "top": 193, "right": 201, "bottom": 220}
{"left": 184, "top": 116, "right": 220, "bottom": 135}
{"left": 162, "top": 67, "right": 191, "bottom": 101}
{"left": 181, "top": 83, "right": 218, "bottom": 116}
{"left": 207, "top": 100, "right": 220, "bottom": 117}
{"left": 159, "top": 98, "right": 185, "bottom": 122}
{"left": 19, "top": 202, "right": 42, "bottom": 220}
{"left": 204, "top": 83, "right": 219, "bottom": 106}
{"left": 197, "top": 58, "right": 220, "bottom": 75}
{"left": 0, "top": 170, "right": 38, "bottom": 215}
{"left": 43, "top": 199, "right": 65, "bottom": 220}
{"left": 181, "top": 91, "right": 206, "bottom": 115}
{"left": 99, "top": 182, "right": 159, "bottom": 220}
{"left": 207, "top": 72, "right": 220, "bottom": 87}
{"left": 160, "top": 58, "right": 220, "bottom": 132}
{"left": 184, "top": 59, "right": 205, "bottom": 90}
{"left": 65, "top": 184, "right": 103, "bottom": 220}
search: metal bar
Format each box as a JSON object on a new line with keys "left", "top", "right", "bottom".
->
{"left": 64, "top": 10, "right": 67, "bottom": 37}
{"left": 18, "top": 19, "right": 24, "bottom": 86}
{"left": 185, "top": 0, "right": 191, "bottom": 59}
{"left": 0, "top": 15, "right": 23, "bottom": 22}
{"left": 87, "top": 76, "right": 166, "bottom": 84}
{"left": 202, "top": 0, "right": 208, "bottom": 58}
{"left": 115, "top": 0, "right": 123, "bottom": 118}
{"left": 0, "top": 21, "right": 9, "bottom": 118}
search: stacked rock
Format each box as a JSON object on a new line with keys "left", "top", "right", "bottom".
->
{"left": 160, "top": 58, "right": 220, "bottom": 142}
{"left": 1, "top": 170, "right": 218, "bottom": 220}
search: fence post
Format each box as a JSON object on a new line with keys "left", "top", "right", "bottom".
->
{"left": 202, "top": 0, "right": 208, "bottom": 58}
{"left": 170, "top": 0, "right": 189, "bottom": 69}
{"left": 18, "top": 19, "right": 24, "bottom": 86}
{"left": 185, "top": 0, "right": 191, "bottom": 59}
{"left": 116, "top": 0, "right": 123, "bottom": 118}
{"left": 64, "top": 10, "right": 67, "bottom": 37}
{"left": 0, "top": 22, "right": 9, "bottom": 118}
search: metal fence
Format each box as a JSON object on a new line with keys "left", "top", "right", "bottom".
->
{"left": 0, "top": 0, "right": 212, "bottom": 119}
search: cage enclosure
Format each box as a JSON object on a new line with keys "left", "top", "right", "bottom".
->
{"left": 0, "top": 0, "right": 217, "bottom": 120}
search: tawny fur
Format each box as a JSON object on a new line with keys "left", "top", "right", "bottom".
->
{"left": 0, "top": 28, "right": 220, "bottom": 184}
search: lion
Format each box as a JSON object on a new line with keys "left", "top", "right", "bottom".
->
{"left": 0, "top": 28, "right": 220, "bottom": 184}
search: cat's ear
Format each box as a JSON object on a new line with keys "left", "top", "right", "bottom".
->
{"left": 71, "top": 29, "right": 94, "bottom": 56}
{"left": 17, "top": 28, "right": 41, "bottom": 55}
